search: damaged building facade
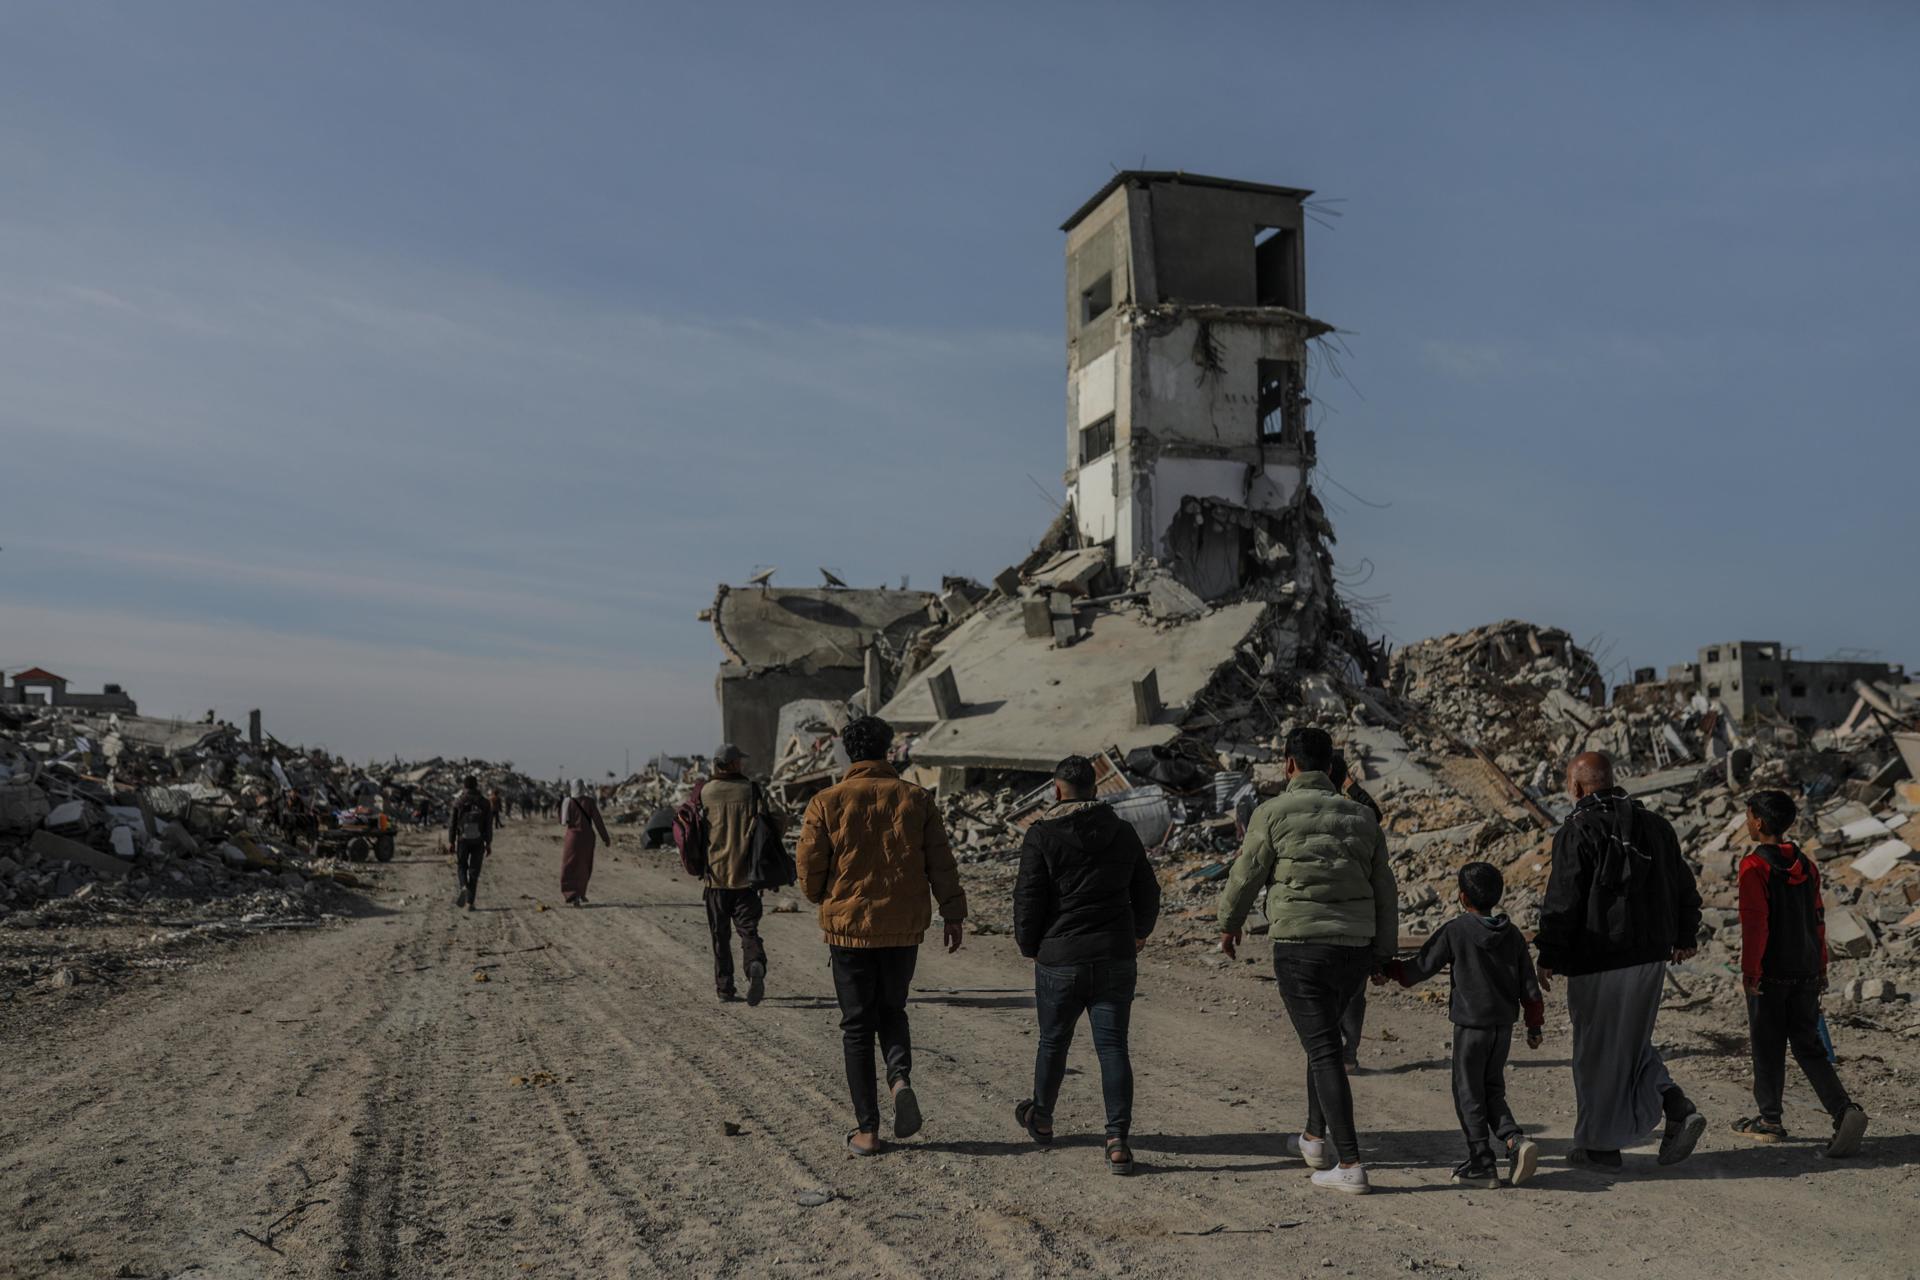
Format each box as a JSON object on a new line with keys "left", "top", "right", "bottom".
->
{"left": 1063, "top": 172, "right": 1325, "bottom": 601}
{"left": 1665, "top": 642, "right": 1905, "bottom": 730}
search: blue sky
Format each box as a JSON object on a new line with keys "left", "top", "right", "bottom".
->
{"left": 2, "top": 3, "right": 1914, "bottom": 776}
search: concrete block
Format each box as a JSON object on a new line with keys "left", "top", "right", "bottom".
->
{"left": 1133, "top": 669, "right": 1162, "bottom": 727}
{"left": 1022, "top": 598, "right": 1053, "bottom": 639}
{"left": 0, "top": 784, "right": 50, "bottom": 836}
{"left": 1826, "top": 907, "right": 1874, "bottom": 959}
{"left": 928, "top": 668, "right": 963, "bottom": 721}
{"left": 1850, "top": 838, "right": 1915, "bottom": 881}
{"left": 27, "top": 829, "right": 130, "bottom": 880}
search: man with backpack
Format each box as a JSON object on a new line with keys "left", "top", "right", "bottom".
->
{"left": 447, "top": 774, "right": 493, "bottom": 911}
{"left": 698, "top": 745, "right": 776, "bottom": 1005}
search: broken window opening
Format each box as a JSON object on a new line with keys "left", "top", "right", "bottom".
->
{"left": 1254, "top": 225, "right": 1302, "bottom": 310}
{"left": 1707, "top": 683, "right": 1722, "bottom": 698}
{"left": 1080, "top": 273, "right": 1113, "bottom": 327}
{"left": 1080, "top": 415, "right": 1115, "bottom": 464}
{"left": 1759, "top": 682, "right": 1776, "bottom": 698}
{"left": 1790, "top": 684, "right": 1808, "bottom": 698}
{"left": 1256, "top": 358, "right": 1307, "bottom": 444}
{"left": 1705, "top": 648, "right": 1721, "bottom": 664}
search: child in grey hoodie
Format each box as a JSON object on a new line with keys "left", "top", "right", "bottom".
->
{"left": 1383, "top": 861, "right": 1546, "bottom": 1188}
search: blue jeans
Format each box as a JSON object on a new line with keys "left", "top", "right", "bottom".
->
{"left": 1033, "top": 958, "right": 1138, "bottom": 1138}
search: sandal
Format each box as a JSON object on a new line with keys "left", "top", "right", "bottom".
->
{"left": 1731, "top": 1116, "right": 1788, "bottom": 1142}
{"left": 846, "top": 1128, "right": 884, "bottom": 1157}
{"left": 1104, "top": 1137, "right": 1135, "bottom": 1176}
{"left": 1013, "top": 1099, "right": 1054, "bottom": 1145}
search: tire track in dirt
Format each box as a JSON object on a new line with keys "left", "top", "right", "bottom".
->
{"left": 526, "top": 886, "right": 1133, "bottom": 1277}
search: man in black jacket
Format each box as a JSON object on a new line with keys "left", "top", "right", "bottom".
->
{"left": 1536, "top": 752, "right": 1706, "bottom": 1170}
{"left": 1012, "top": 756, "right": 1161, "bottom": 1173}
{"left": 446, "top": 775, "right": 494, "bottom": 912}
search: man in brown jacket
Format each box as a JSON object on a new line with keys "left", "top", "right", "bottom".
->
{"left": 700, "top": 744, "right": 771, "bottom": 1005}
{"left": 797, "top": 715, "right": 967, "bottom": 1156}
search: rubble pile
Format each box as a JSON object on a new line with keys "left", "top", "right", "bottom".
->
{"left": 0, "top": 705, "right": 367, "bottom": 925}
{"left": 875, "top": 613, "right": 1920, "bottom": 1036}
{"left": 0, "top": 702, "right": 552, "bottom": 935}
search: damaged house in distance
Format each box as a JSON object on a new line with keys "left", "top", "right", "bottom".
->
{"left": 706, "top": 171, "right": 1376, "bottom": 786}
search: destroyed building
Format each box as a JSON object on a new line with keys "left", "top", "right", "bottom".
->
{"left": 870, "top": 172, "right": 1366, "bottom": 780}
{"left": 702, "top": 582, "right": 937, "bottom": 769}
{"left": 0, "top": 668, "right": 138, "bottom": 714}
{"left": 1061, "top": 171, "right": 1323, "bottom": 600}
{"left": 1660, "top": 642, "right": 1906, "bottom": 730}
{"left": 697, "top": 171, "right": 1371, "bottom": 785}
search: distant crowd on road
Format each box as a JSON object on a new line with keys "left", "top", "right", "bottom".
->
{"left": 439, "top": 716, "right": 1873, "bottom": 1189}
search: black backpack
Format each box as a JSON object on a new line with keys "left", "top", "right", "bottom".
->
{"left": 744, "top": 784, "right": 796, "bottom": 891}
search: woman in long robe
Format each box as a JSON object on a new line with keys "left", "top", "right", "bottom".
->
{"left": 559, "top": 779, "right": 610, "bottom": 905}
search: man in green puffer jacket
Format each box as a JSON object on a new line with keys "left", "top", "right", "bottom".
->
{"left": 1217, "top": 726, "right": 1397, "bottom": 1195}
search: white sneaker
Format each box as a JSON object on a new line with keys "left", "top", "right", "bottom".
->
{"left": 1287, "top": 1133, "right": 1334, "bottom": 1170}
{"left": 1311, "top": 1164, "right": 1371, "bottom": 1195}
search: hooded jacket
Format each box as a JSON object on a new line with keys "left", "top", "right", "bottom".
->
{"left": 1392, "top": 912, "right": 1545, "bottom": 1028}
{"left": 1535, "top": 788, "right": 1703, "bottom": 976}
{"left": 1738, "top": 842, "right": 1826, "bottom": 984}
{"left": 1216, "top": 771, "right": 1398, "bottom": 958}
{"left": 1013, "top": 799, "right": 1162, "bottom": 965}
{"left": 796, "top": 760, "right": 967, "bottom": 948}
{"left": 448, "top": 789, "right": 493, "bottom": 849}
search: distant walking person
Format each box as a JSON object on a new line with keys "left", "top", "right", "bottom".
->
{"left": 447, "top": 775, "right": 493, "bottom": 912}
{"left": 559, "top": 779, "right": 610, "bottom": 906}
{"left": 1731, "top": 790, "right": 1868, "bottom": 1155}
{"left": 487, "top": 785, "right": 506, "bottom": 829}
{"left": 701, "top": 745, "right": 775, "bottom": 1005}
{"left": 1536, "top": 752, "right": 1706, "bottom": 1171}
{"left": 797, "top": 716, "right": 967, "bottom": 1156}
{"left": 1012, "top": 755, "right": 1161, "bottom": 1174}
{"left": 1217, "top": 726, "right": 1397, "bottom": 1195}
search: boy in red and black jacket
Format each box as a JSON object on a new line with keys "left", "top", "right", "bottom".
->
{"left": 1733, "top": 790, "right": 1867, "bottom": 1156}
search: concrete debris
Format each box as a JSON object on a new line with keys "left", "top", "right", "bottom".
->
{"left": 0, "top": 696, "right": 557, "bottom": 990}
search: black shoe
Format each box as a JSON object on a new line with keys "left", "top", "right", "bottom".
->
{"left": 745, "top": 961, "right": 766, "bottom": 1007}
{"left": 1450, "top": 1157, "right": 1500, "bottom": 1189}
{"left": 1567, "top": 1147, "right": 1622, "bottom": 1170}
{"left": 716, "top": 990, "right": 739, "bottom": 1003}
{"left": 1659, "top": 1109, "right": 1706, "bottom": 1166}
{"left": 892, "top": 1081, "right": 923, "bottom": 1140}
{"left": 466, "top": 898, "right": 476, "bottom": 913}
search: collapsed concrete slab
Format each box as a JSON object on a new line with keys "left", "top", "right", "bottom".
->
{"left": 705, "top": 584, "right": 937, "bottom": 769}
{"left": 877, "top": 597, "right": 1269, "bottom": 772}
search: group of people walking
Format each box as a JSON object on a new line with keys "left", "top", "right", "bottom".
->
{"left": 456, "top": 714, "right": 1872, "bottom": 1187}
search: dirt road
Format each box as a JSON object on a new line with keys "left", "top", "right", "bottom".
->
{"left": 5, "top": 823, "right": 1916, "bottom": 1280}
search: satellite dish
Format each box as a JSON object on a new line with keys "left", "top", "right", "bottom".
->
{"left": 747, "top": 567, "right": 777, "bottom": 589}
{"left": 820, "top": 567, "right": 848, "bottom": 588}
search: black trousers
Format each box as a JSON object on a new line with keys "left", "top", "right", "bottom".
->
{"left": 1272, "top": 942, "right": 1374, "bottom": 1165}
{"left": 704, "top": 887, "right": 766, "bottom": 995}
{"left": 1748, "top": 980, "right": 1852, "bottom": 1125}
{"left": 455, "top": 839, "right": 487, "bottom": 900}
{"left": 1452, "top": 1024, "right": 1523, "bottom": 1161}
{"left": 829, "top": 945, "right": 918, "bottom": 1134}
{"left": 1340, "top": 986, "right": 1367, "bottom": 1066}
